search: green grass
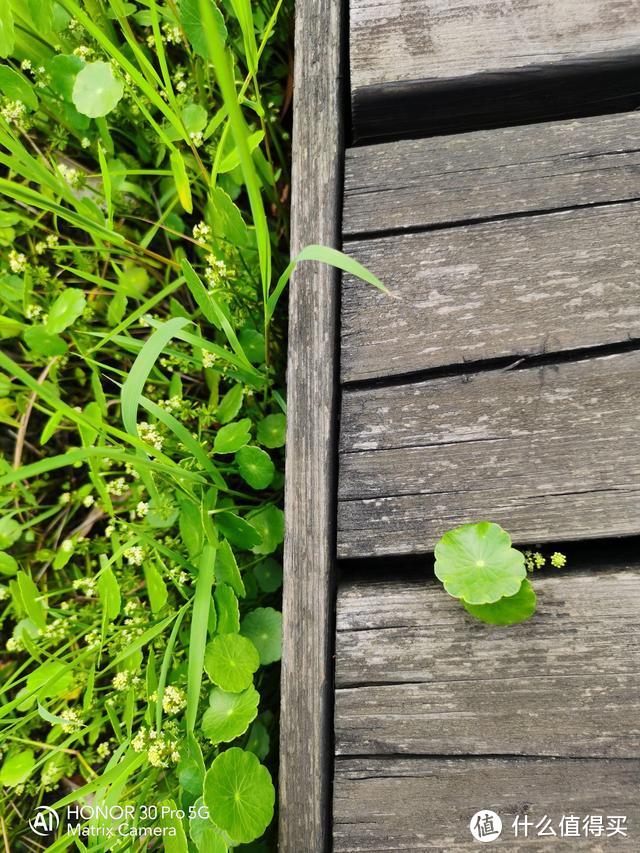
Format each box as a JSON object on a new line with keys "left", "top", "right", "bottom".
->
{"left": 0, "top": 1, "right": 295, "bottom": 849}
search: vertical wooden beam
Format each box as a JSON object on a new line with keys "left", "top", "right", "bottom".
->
{"left": 279, "top": 0, "right": 344, "bottom": 849}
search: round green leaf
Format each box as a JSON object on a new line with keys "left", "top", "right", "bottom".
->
{"left": 46, "top": 288, "right": 86, "bottom": 334}
{"left": 203, "top": 748, "right": 275, "bottom": 845}
{"left": 257, "top": 413, "right": 286, "bottom": 448}
{"left": 0, "top": 517, "right": 20, "bottom": 549}
{"left": 240, "top": 608, "right": 281, "bottom": 665}
{"left": 202, "top": 685, "right": 259, "bottom": 744}
{"left": 238, "top": 329, "right": 265, "bottom": 364}
{"left": 0, "top": 1, "right": 15, "bottom": 59}
{"left": 216, "top": 384, "right": 243, "bottom": 424}
{"left": 249, "top": 505, "right": 284, "bottom": 555}
{"left": 216, "top": 540, "right": 245, "bottom": 598}
{"left": 189, "top": 797, "right": 230, "bottom": 852}
{"left": 463, "top": 578, "right": 537, "bottom": 626}
{"left": 0, "top": 750, "right": 34, "bottom": 787}
{"left": 246, "top": 720, "right": 270, "bottom": 761}
{"left": 23, "top": 326, "right": 68, "bottom": 357}
{"left": 0, "top": 66, "right": 38, "bottom": 110}
{"left": 0, "top": 551, "right": 18, "bottom": 576}
{"left": 235, "top": 446, "right": 274, "bottom": 490}
{"left": 434, "top": 521, "right": 526, "bottom": 605}
{"left": 254, "top": 558, "right": 282, "bottom": 593}
{"left": 72, "top": 61, "right": 124, "bottom": 118}
{"left": 180, "top": 0, "right": 227, "bottom": 60}
{"left": 213, "top": 418, "right": 251, "bottom": 455}
{"left": 181, "top": 102, "right": 208, "bottom": 135}
{"left": 46, "top": 54, "right": 84, "bottom": 101}
{"left": 204, "top": 634, "right": 259, "bottom": 693}
{"left": 215, "top": 583, "right": 240, "bottom": 634}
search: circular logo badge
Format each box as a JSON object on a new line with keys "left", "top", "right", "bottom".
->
{"left": 29, "top": 806, "right": 60, "bottom": 837}
{"left": 470, "top": 809, "right": 502, "bottom": 843}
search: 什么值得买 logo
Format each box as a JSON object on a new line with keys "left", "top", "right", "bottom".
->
{"left": 469, "top": 809, "right": 502, "bottom": 842}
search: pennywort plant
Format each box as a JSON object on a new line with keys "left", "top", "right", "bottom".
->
{"left": 0, "top": 0, "right": 382, "bottom": 848}
{"left": 434, "top": 522, "right": 568, "bottom": 626}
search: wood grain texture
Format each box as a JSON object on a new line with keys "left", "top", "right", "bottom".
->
{"left": 337, "top": 352, "right": 640, "bottom": 558}
{"left": 350, "top": 0, "right": 640, "bottom": 139}
{"left": 334, "top": 757, "right": 640, "bottom": 850}
{"left": 341, "top": 202, "right": 640, "bottom": 383}
{"left": 334, "top": 569, "right": 640, "bottom": 756}
{"left": 343, "top": 112, "right": 640, "bottom": 236}
{"left": 278, "top": 0, "right": 342, "bottom": 848}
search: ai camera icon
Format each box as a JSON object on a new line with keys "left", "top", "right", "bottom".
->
{"left": 29, "top": 806, "right": 60, "bottom": 837}
{"left": 470, "top": 809, "right": 502, "bottom": 843}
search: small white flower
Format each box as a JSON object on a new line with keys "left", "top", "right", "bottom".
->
{"left": 124, "top": 545, "right": 145, "bottom": 566}
{"left": 202, "top": 350, "right": 216, "bottom": 369}
{"left": 136, "top": 501, "right": 149, "bottom": 518}
{"left": 162, "top": 685, "right": 186, "bottom": 715}
{"left": 192, "top": 221, "right": 211, "bottom": 242}
{"left": 61, "top": 539, "right": 74, "bottom": 553}
{"left": 82, "top": 494, "right": 95, "bottom": 507}
{"left": 8, "top": 250, "right": 27, "bottom": 273}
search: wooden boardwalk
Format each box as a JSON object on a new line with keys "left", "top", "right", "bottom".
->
{"left": 281, "top": 1, "right": 640, "bottom": 850}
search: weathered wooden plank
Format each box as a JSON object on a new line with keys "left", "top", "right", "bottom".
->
{"left": 334, "top": 569, "right": 640, "bottom": 757}
{"left": 279, "top": 0, "right": 342, "bottom": 848}
{"left": 350, "top": 0, "right": 640, "bottom": 139}
{"left": 334, "top": 757, "right": 640, "bottom": 850}
{"left": 337, "top": 352, "right": 640, "bottom": 558}
{"left": 341, "top": 202, "right": 640, "bottom": 383}
{"left": 343, "top": 112, "right": 640, "bottom": 236}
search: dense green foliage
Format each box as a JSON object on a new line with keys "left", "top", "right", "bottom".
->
{"left": 0, "top": 1, "right": 296, "bottom": 849}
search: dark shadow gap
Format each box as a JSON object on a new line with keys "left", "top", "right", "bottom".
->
{"left": 352, "top": 57, "right": 640, "bottom": 144}
{"left": 342, "top": 196, "right": 640, "bottom": 243}
{"left": 341, "top": 336, "right": 640, "bottom": 393}
{"left": 337, "top": 535, "right": 640, "bottom": 578}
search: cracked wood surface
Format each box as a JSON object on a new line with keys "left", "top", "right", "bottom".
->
{"left": 337, "top": 351, "right": 640, "bottom": 558}
{"left": 334, "top": 568, "right": 640, "bottom": 756}
{"left": 279, "top": 0, "right": 342, "bottom": 848}
{"left": 350, "top": 0, "right": 640, "bottom": 138}
{"left": 343, "top": 112, "right": 640, "bottom": 237}
{"left": 341, "top": 201, "right": 640, "bottom": 383}
{"left": 334, "top": 757, "right": 640, "bottom": 850}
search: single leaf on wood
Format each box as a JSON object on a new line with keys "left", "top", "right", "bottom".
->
{"left": 434, "top": 521, "right": 526, "bottom": 605}
{"left": 463, "top": 578, "right": 537, "bottom": 625}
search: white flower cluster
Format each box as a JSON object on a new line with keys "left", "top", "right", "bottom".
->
{"left": 204, "top": 255, "right": 231, "bottom": 289}
{"left": 35, "top": 233, "right": 60, "bottom": 255}
{"left": 58, "top": 163, "right": 83, "bottom": 188}
{"left": 137, "top": 421, "right": 164, "bottom": 450}
{"left": 1, "top": 99, "right": 26, "bottom": 126}
{"left": 72, "top": 577, "right": 97, "bottom": 596}
{"left": 161, "top": 685, "right": 186, "bottom": 716}
{"left": 60, "top": 708, "right": 83, "bottom": 733}
{"left": 124, "top": 545, "right": 146, "bottom": 566}
{"left": 8, "top": 250, "right": 27, "bottom": 273}
{"left": 202, "top": 350, "right": 217, "bottom": 369}
{"left": 107, "top": 476, "right": 127, "bottom": 496}
{"left": 192, "top": 221, "right": 211, "bottom": 243}
{"left": 131, "top": 727, "right": 180, "bottom": 768}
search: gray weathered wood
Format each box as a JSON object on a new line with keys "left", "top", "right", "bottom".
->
{"left": 341, "top": 202, "right": 640, "bottom": 383}
{"left": 350, "top": 0, "right": 640, "bottom": 138}
{"left": 334, "top": 569, "right": 640, "bottom": 757}
{"left": 279, "top": 0, "right": 342, "bottom": 848}
{"left": 334, "top": 757, "right": 640, "bottom": 850}
{"left": 343, "top": 112, "right": 640, "bottom": 236}
{"left": 338, "top": 351, "right": 640, "bottom": 558}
